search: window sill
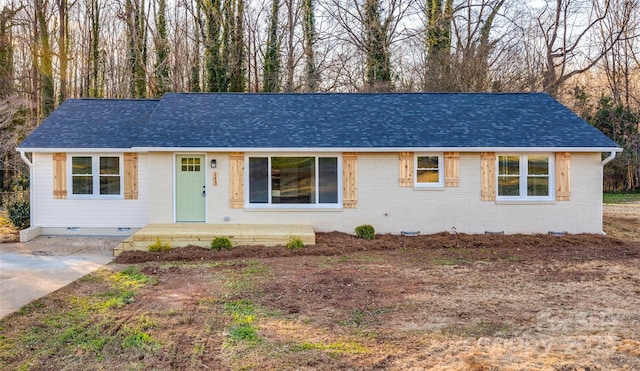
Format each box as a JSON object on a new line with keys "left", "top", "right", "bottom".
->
{"left": 495, "top": 200, "right": 556, "bottom": 205}
{"left": 413, "top": 186, "right": 445, "bottom": 191}
{"left": 67, "top": 195, "right": 125, "bottom": 200}
{"left": 244, "top": 205, "right": 343, "bottom": 211}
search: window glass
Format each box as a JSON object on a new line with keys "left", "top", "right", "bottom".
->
{"left": 249, "top": 157, "right": 268, "bottom": 203}
{"left": 498, "top": 155, "right": 520, "bottom": 175}
{"left": 272, "top": 157, "right": 315, "bottom": 204}
{"left": 72, "top": 157, "right": 93, "bottom": 194}
{"left": 527, "top": 155, "right": 549, "bottom": 196}
{"left": 416, "top": 155, "right": 440, "bottom": 183}
{"left": 497, "top": 154, "right": 552, "bottom": 199}
{"left": 181, "top": 157, "right": 201, "bottom": 172}
{"left": 527, "top": 155, "right": 549, "bottom": 175}
{"left": 73, "top": 157, "right": 92, "bottom": 175}
{"left": 319, "top": 157, "right": 338, "bottom": 203}
{"left": 100, "top": 176, "right": 121, "bottom": 195}
{"left": 72, "top": 176, "right": 93, "bottom": 194}
{"left": 248, "top": 156, "right": 339, "bottom": 206}
{"left": 99, "top": 157, "right": 121, "bottom": 195}
{"left": 498, "top": 155, "right": 520, "bottom": 196}
{"left": 71, "top": 156, "right": 121, "bottom": 197}
{"left": 100, "top": 157, "right": 119, "bottom": 175}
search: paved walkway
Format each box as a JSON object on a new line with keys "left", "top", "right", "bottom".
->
{"left": 0, "top": 236, "right": 122, "bottom": 319}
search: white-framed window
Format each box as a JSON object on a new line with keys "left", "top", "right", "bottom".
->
{"left": 415, "top": 153, "right": 444, "bottom": 187}
{"left": 70, "top": 155, "right": 123, "bottom": 198}
{"left": 497, "top": 153, "right": 554, "bottom": 200}
{"left": 247, "top": 155, "right": 341, "bottom": 208}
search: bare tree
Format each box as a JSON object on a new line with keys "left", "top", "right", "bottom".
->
{"left": 326, "top": 0, "right": 412, "bottom": 91}
{"left": 124, "top": 0, "right": 148, "bottom": 97}
{"left": 152, "top": 0, "right": 170, "bottom": 96}
{"left": 56, "top": 0, "right": 71, "bottom": 103}
{"left": 35, "top": 0, "right": 55, "bottom": 115}
{"left": 303, "top": 0, "right": 318, "bottom": 91}
{"left": 0, "top": 5, "right": 21, "bottom": 97}
{"left": 598, "top": 0, "right": 640, "bottom": 107}
{"left": 536, "top": 0, "right": 634, "bottom": 97}
{"left": 263, "top": 0, "right": 280, "bottom": 91}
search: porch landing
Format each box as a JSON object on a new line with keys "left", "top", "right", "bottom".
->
{"left": 113, "top": 224, "right": 316, "bottom": 256}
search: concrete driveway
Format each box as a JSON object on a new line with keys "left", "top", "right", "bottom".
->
{"left": 0, "top": 236, "right": 121, "bottom": 319}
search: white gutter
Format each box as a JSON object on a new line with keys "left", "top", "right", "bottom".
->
{"left": 19, "top": 150, "right": 33, "bottom": 168}
{"left": 600, "top": 150, "right": 618, "bottom": 236}
{"left": 18, "top": 151, "right": 35, "bottom": 228}
{"left": 601, "top": 151, "right": 617, "bottom": 166}
{"left": 16, "top": 147, "right": 131, "bottom": 153}
{"left": 18, "top": 146, "right": 624, "bottom": 154}
{"left": 129, "top": 146, "right": 625, "bottom": 154}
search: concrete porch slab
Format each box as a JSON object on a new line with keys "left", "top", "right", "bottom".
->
{"left": 114, "top": 224, "right": 316, "bottom": 256}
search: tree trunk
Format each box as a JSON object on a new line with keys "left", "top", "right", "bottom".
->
{"left": 57, "top": 0, "right": 69, "bottom": 103}
{"left": 35, "top": 0, "right": 55, "bottom": 116}
{"left": 263, "top": 0, "right": 280, "bottom": 92}
{"left": 302, "top": 0, "right": 317, "bottom": 92}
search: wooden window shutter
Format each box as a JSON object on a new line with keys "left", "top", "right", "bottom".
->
{"left": 124, "top": 153, "right": 138, "bottom": 200}
{"left": 444, "top": 152, "right": 459, "bottom": 187}
{"left": 342, "top": 152, "right": 358, "bottom": 208}
{"left": 399, "top": 152, "right": 414, "bottom": 187}
{"left": 480, "top": 152, "right": 496, "bottom": 201}
{"left": 555, "top": 152, "right": 571, "bottom": 201}
{"left": 229, "top": 152, "right": 244, "bottom": 208}
{"left": 53, "top": 152, "right": 67, "bottom": 199}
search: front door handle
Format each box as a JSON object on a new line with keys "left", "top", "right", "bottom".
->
{"left": 202, "top": 185, "right": 206, "bottom": 197}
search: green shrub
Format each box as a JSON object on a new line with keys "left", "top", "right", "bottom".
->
{"left": 147, "top": 237, "right": 171, "bottom": 252}
{"left": 211, "top": 236, "right": 233, "bottom": 250}
{"left": 354, "top": 224, "right": 375, "bottom": 240}
{"left": 2, "top": 191, "right": 30, "bottom": 229}
{"left": 286, "top": 236, "right": 305, "bottom": 249}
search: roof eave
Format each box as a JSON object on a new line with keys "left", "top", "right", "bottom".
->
{"left": 16, "top": 147, "right": 133, "bottom": 153}
{"left": 18, "top": 146, "right": 623, "bottom": 153}
{"left": 130, "top": 146, "right": 623, "bottom": 153}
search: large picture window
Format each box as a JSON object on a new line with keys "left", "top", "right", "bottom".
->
{"left": 71, "top": 155, "right": 122, "bottom": 198}
{"left": 497, "top": 154, "right": 553, "bottom": 200}
{"left": 248, "top": 156, "right": 339, "bottom": 207}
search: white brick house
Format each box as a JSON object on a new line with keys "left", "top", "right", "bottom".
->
{"left": 17, "top": 93, "right": 621, "bottom": 240}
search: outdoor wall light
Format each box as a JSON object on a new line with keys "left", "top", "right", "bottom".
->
{"left": 210, "top": 159, "right": 217, "bottom": 168}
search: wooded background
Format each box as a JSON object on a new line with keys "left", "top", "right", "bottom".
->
{"left": 1, "top": 0, "right": 639, "bottom": 192}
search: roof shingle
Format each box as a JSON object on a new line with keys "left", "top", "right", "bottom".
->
{"left": 19, "top": 99, "right": 159, "bottom": 149}
{"left": 19, "top": 92, "right": 619, "bottom": 150}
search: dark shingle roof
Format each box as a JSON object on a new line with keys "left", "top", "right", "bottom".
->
{"left": 18, "top": 99, "right": 160, "bottom": 149}
{"left": 19, "top": 92, "right": 619, "bottom": 151}
{"left": 140, "top": 92, "right": 618, "bottom": 149}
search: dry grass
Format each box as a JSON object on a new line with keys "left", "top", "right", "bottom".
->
{"left": 0, "top": 210, "right": 18, "bottom": 243}
{"left": 0, "top": 204, "right": 638, "bottom": 369}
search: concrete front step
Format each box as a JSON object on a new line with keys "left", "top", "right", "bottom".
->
{"left": 113, "top": 224, "right": 315, "bottom": 256}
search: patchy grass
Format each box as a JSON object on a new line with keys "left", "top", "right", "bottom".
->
{"left": 292, "top": 340, "right": 368, "bottom": 355}
{"left": 442, "top": 321, "right": 513, "bottom": 338}
{"left": 603, "top": 192, "right": 640, "bottom": 204}
{"left": 2, "top": 231, "right": 640, "bottom": 370}
{"left": 0, "top": 266, "right": 158, "bottom": 369}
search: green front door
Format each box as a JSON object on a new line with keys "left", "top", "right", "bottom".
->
{"left": 176, "top": 155, "right": 206, "bottom": 222}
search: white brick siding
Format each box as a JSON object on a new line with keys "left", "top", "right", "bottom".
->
{"left": 31, "top": 152, "right": 148, "bottom": 229}
{"left": 29, "top": 151, "right": 604, "bottom": 235}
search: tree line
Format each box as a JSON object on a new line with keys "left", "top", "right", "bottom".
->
{"left": 0, "top": 0, "right": 639, "bottom": 191}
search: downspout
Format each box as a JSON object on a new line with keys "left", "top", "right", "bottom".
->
{"left": 600, "top": 151, "right": 617, "bottom": 235}
{"left": 601, "top": 151, "right": 616, "bottom": 166}
{"left": 19, "top": 151, "right": 34, "bottom": 229}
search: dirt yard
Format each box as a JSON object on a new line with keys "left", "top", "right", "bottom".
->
{"left": 1, "top": 204, "right": 639, "bottom": 370}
